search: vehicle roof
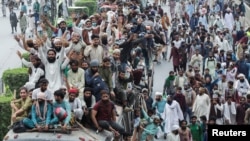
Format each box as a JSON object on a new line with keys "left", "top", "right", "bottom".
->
{"left": 4, "top": 105, "right": 123, "bottom": 141}
{"left": 68, "top": 6, "right": 89, "bottom": 9}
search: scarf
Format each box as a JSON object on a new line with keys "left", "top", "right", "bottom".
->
{"left": 165, "top": 75, "right": 175, "bottom": 87}
{"left": 35, "top": 101, "right": 47, "bottom": 121}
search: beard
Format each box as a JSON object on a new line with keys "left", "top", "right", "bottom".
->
{"left": 167, "top": 100, "right": 172, "bottom": 105}
{"left": 61, "top": 27, "right": 66, "bottom": 33}
{"left": 93, "top": 44, "right": 98, "bottom": 47}
{"left": 54, "top": 46, "right": 62, "bottom": 52}
{"left": 34, "top": 63, "right": 40, "bottom": 68}
{"left": 91, "top": 69, "right": 98, "bottom": 74}
{"left": 69, "top": 98, "right": 74, "bottom": 102}
{"left": 72, "top": 68, "right": 78, "bottom": 73}
{"left": 41, "top": 87, "right": 46, "bottom": 92}
{"left": 47, "top": 57, "right": 56, "bottom": 63}
{"left": 38, "top": 100, "right": 45, "bottom": 104}
{"left": 102, "top": 99, "right": 109, "bottom": 104}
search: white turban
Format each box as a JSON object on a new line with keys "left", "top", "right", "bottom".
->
{"left": 172, "top": 125, "right": 179, "bottom": 131}
{"left": 155, "top": 92, "right": 163, "bottom": 96}
{"left": 53, "top": 38, "right": 61, "bottom": 44}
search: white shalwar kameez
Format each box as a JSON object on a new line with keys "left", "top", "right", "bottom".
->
{"left": 192, "top": 93, "right": 211, "bottom": 120}
{"left": 38, "top": 47, "right": 65, "bottom": 94}
{"left": 162, "top": 100, "right": 184, "bottom": 134}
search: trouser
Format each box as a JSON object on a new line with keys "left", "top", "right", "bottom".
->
{"left": 23, "top": 118, "right": 45, "bottom": 129}
{"left": 21, "top": 27, "right": 26, "bottom": 34}
{"left": 173, "top": 65, "right": 179, "bottom": 73}
{"left": 184, "top": 107, "right": 192, "bottom": 123}
{"left": 2, "top": 4, "right": 6, "bottom": 16}
{"left": 142, "top": 48, "right": 150, "bottom": 69}
{"left": 11, "top": 24, "right": 17, "bottom": 33}
{"left": 98, "top": 120, "right": 125, "bottom": 135}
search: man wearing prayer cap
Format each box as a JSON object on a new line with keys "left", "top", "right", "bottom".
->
{"left": 66, "top": 88, "right": 83, "bottom": 121}
{"left": 166, "top": 124, "right": 180, "bottom": 140}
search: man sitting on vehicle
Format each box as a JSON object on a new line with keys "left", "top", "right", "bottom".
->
{"left": 50, "top": 89, "right": 71, "bottom": 130}
{"left": 10, "top": 87, "right": 32, "bottom": 123}
{"left": 81, "top": 87, "right": 96, "bottom": 126}
{"left": 91, "top": 90, "right": 130, "bottom": 139}
{"left": 114, "top": 67, "right": 135, "bottom": 111}
{"left": 66, "top": 88, "right": 83, "bottom": 121}
{"left": 32, "top": 78, "right": 53, "bottom": 103}
{"left": 23, "top": 92, "right": 53, "bottom": 131}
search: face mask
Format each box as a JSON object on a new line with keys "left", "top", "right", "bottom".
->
{"left": 92, "top": 22, "right": 97, "bottom": 27}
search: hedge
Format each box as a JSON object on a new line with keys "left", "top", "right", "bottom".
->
{"left": 74, "top": 0, "right": 97, "bottom": 16}
{"left": 0, "top": 95, "right": 12, "bottom": 140}
{"left": 2, "top": 68, "right": 29, "bottom": 96}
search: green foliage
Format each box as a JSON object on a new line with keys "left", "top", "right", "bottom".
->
{"left": 74, "top": 0, "right": 97, "bottom": 15}
{"left": 0, "top": 95, "right": 12, "bottom": 140}
{"left": 21, "top": 52, "right": 30, "bottom": 62}
{"left": 2, "top": 68, "right": 29, "bottom": 94}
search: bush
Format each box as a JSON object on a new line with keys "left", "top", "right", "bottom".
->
{"left": 2, "top": 68, "right": 29, "bottom": 95}
{"left": 74, "top": 0, "right": 97, "bottom": 15}
{"left": 0, "top": 95, "right": 12, "bottom": 140}
{"left": 22, "top": 52, "right": 30, "bottom": 62}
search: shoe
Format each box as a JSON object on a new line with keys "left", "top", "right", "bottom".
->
{"left": 164, "top": 133, "right": 167, "bottom": 139}
{"left": 154, "top": 135, "right": 158, "bottom": 139}
{"left": 123, "top": 106, "right": 134, "bottom": 112}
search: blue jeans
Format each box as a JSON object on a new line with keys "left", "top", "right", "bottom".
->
{"left": 184, "top": 107, "right": 192, "bottom": 122}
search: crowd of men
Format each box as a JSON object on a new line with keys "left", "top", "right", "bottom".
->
{"left": 5, "top": 0, "right": 250, "bottom": 140}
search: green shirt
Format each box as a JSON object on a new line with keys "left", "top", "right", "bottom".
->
{"left": 189, "top": 123, "right": 203, "bottom": 141}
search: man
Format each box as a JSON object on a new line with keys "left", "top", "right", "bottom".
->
{"left": 81, "top": 87, "right": 96, "bottom": 126}
{"left": 80, "top": 19, "right": 100, "bottom": 45}
{"left": 32, "top": 78, "right": 53, "bottom": 103}
{"left": 18, "top": 11, "right": 27, "bottom": 35}
{"left": 67, "top": 59, "right": 85, "bottom": 99}
{"left": 204, "top": 52, "right": 217, "bottom": 79}
{"left": 143, "top": 88, "right": 153, "bottom": 110}
{"left": 17, "top": 52, "right": 45, "bottom": 89}
{"left": 114, "top": 68, "right": 134, "bottom": 111}
{"left": 173, "top": 87, "right": 187, "bottom": 115}
{"left": 224, "top": 8, "right": 234, "bottom": 32}
{"left": 236, "top": 96, "right": 248, "bottom": 125}
{"left": 85, "top": 59, "right": 109, "bottom": 102}
{"left": 162, "top": 95, "right": 184, "bottom": 139}
{"left": 223, "top": 95, "right": 237, "bottom": 125}
{"left": 152, "top": 91, "right": 166, "bottom": 139}
{"left": 23, "top": 92, "right": 52, "bottom": 131}
{"left": 65, "top": 32, "right": 86, "bottom": 66}
{"left": 183, "top": 83, "right": 196, "bottom": 123}
{"left": 66, "top": 88, "right": 83, "bottom": 121}
{"left": 209, "top": 94, "right": 224, "bottom": 125}
{"left": 189, "top": 115, "right": 203, "bottom": 141}
{"left": 50, "top": 89, "right": 71, "bottom": 130}
{"left": 32, "top": 0, "right": 40, "bottom": 27}
{"left": 190, "top": 49, "right": 203, "bottom": 74}
{"left": 91, "top": 90, "right": 129, "bottom": 139}
{"left": 192, "top": 87, "right": 211, "bottom": 120}
{"left": 166, "top": 124, "right": 180, "bottom": 141}
{"left": 10, "top": 87, "right": 32, "bottom": 123}
{"left": 84, "top": 34, "right": 104, "bottom": 63}
{"left": 174, "top": 70, "right": 187, "bottom": 92}
{"left": 163, "top": 71, "right": 176, "bottom": 96}
{"left": 235, "top": 73, "right": 250, "bottom": 97}
{"left": 178, "top": 120, "right": 192, "bottom": 141}
{"left": 37, "top": 41, "right": 69, "bottom": 93}
{"left": 9, "top": 7, "right": 18, "bottom": 34}
{"left": 99, "top": 57, "right": 115, "bottom": 98}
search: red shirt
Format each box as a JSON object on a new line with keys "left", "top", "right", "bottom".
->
{"left": 93, "top": 101, "right": 115, "bottom": 121}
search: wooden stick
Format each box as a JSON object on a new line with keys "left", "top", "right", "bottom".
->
{"left": 75, "top": 121, "right": 98, "bottom": 141}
